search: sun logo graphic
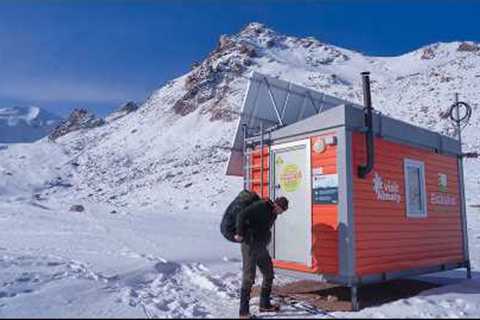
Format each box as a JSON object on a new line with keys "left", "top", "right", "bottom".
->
{"left": 279, "top": 164, "right": 303, "bottom": 192}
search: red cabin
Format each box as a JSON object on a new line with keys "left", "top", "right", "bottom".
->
{"left": 226, "top": 72, "right": 470, "bottom": 310}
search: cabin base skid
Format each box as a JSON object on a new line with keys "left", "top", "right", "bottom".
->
{"left": 276, "top": 261, "right": 470, "bottom": 311}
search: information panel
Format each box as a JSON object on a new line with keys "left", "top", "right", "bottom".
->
{"left": 312, "top": 172, "right": 338, "bottom": 204}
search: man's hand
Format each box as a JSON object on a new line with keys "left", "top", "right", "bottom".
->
{"left": 234, "top": 234, "right": 244, "bottom": 242}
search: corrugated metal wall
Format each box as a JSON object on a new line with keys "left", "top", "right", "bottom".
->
{"left": 352, "top": 133, "right": 464, "bottom": 276}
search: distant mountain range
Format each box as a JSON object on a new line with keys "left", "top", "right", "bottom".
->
{"left": 0, "top": 106, "right": 62, "bottom": 143}
{"left": 0, "top": 22, "right": 478, "bottom": 208}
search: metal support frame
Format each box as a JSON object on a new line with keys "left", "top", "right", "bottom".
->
{"left": 242, "top": 122, "right": 273, "bottom": 196}
{"left": 246, "top": 153, "right": 252, "bottom": 191}
{"left": 260, "top": 122, "right": 265, "bottom": 197}
{"left": 350, "top": 285, "right": 359, "bottom": 311}
{"left": 337, "top": 127, "right": 357, "bottom": 284}
{"left": 306, "top": 91, "right": 319, "bottom": 113}
{"left": 263, "top": 76, "right": 284, "bottom": 126}
{"left": 268, "top": 143, "right": 275, "bottom": 257}
{"left": 242, "top": 124, "right": 257, "bottom": 191}
{"left": 242, "top": 124, "right": 248, "bottom": 190}
{"left": 297, "top": 95, "right": 308, "bottom": 122}
{"left": 280, "top": 83, "right": 292, "bottom": 120}
{"left": 306, "top": 91, "right": 322, "bottom": 113}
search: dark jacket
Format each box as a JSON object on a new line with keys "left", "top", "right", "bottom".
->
{"left": 236, "top": 199, "right": 277, "bottom": 245}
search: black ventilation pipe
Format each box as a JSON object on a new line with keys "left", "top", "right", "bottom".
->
{"left": 358, "top": 72, "right": 375, "bottom": 179}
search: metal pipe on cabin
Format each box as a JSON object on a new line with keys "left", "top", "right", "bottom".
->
{"left": 260, "top": 122, "right": 264, "bottom": 197}
{"left": 358, "top": 72, "right": 375, "bottom": 178}
{"left": 268, "top": 142, "right": 272, "bottom": 199}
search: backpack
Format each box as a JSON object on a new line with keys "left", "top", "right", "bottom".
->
{"left": 220, "top": 190, "right": 260, "bottom": 242}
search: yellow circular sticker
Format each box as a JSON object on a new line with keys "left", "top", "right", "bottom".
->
{"left": 280, "top": 164, "right": 303, "bottom": 192}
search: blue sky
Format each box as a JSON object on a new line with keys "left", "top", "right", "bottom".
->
{"left": 0, "top": 0, "right": 479, "bottom": 117}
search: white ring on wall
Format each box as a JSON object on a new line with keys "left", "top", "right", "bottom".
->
{"left": 313, "top": 138, "right": 327, "bottom": 153}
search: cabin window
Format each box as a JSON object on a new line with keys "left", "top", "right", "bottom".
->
{"left": 404, "top": 159, "right": 427, "bottom": 217}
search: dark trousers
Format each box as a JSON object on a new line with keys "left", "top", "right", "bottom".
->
{"left": 239, "top": 241, "right": 274, "bottom": 314}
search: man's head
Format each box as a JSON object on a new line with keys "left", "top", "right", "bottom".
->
{"left": 273, "top": 197, "right": 289, "bottom": 215}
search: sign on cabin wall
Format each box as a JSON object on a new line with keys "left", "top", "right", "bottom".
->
{"left": 280, "top": 163, "right": 303, "bottom": 193}
{"left": 372, "top": 172, "right": 401, "bottom": 204}
{"left": 431, "top": 172, "right": 458, "bottom": 207}
{"left": 312, "top": 170, "right": 338, "bottom": 204}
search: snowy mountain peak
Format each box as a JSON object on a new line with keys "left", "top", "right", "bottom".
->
{"left": 0, "top": 106, "right": 62, "bottom": 143}
{"left": 237, "top": 22, "right": 278, "bottom": 41}
{"left": 172, "top": 23, "right": 354, "bottom": 121}
{"left": 233, "top": 22, "right": 351, "bottom": 63}
{"left": 240, "top": 21, "right": 267, "bottom": 33}
{"left": 1, "top": 106, "right": 44, "bottom": 126}
{"left": 173, "top": 28, "right": 258, "bottom": 120}
{"left": 1, "top": 22, "right": 479, "bottom": 212}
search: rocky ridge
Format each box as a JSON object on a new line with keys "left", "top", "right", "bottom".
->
{"left": 49, "top": 108, "right": 105, "bottom": 141}
{"left": 1, "top": 22, "right": 479, "bottom": 210}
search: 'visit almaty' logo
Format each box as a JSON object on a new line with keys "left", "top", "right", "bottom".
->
{"left": 372, "top": 172, "right": 401, "bottom": 203}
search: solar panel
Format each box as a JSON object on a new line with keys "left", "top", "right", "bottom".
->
{"left": 226, "top": 71, "right": 351, "bottom": 176}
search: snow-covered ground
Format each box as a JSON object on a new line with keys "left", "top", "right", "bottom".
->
{"left": 0, "top": 198, "right": 243, "bottom": 318}
{"left": 1, "top": 22, "right": 479, "bottom": 318}
{"left": 0, "top": 195, "right": 479, "bottom": 318}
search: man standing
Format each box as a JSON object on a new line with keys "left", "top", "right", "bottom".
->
{"left": 234, "top": 196, "right": 289, "bottom": 319}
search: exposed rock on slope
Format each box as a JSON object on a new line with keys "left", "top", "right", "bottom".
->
{"left": 457, "top": 42, "right": 480, "bottom": 52}
{"left": 173, "top": 33, "right": 255, "bottom": 120}
{"left": 1, "top": 22, "right": 479, "bottom": 210}
{"left": 106, "top": 101, "right": 139, "bottom": 122}
{"left": 49, "top": 108, "right": 105, "bottom": 141}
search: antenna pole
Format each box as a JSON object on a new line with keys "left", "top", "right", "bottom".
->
{"left": 455, "top": 93, "right": 463, "bottom": 149}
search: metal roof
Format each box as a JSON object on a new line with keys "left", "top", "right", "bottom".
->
{"left": 252, "top": 104, "right": 461, "bottom": 157}
{"left": 226, "top": 72, "right": 461, "bottom": 177}
{"left": 226, "top": 71, "right": 350, "bottom": 176}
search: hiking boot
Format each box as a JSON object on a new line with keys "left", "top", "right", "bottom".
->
{"left": 239, "top": 288, "right": 251, "bottom": 318}
{"left": 259, "top": 288, "right": 280, "bottom": 313}
{"left": 259, "top": 303, "right": 281, "bottom": 313}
